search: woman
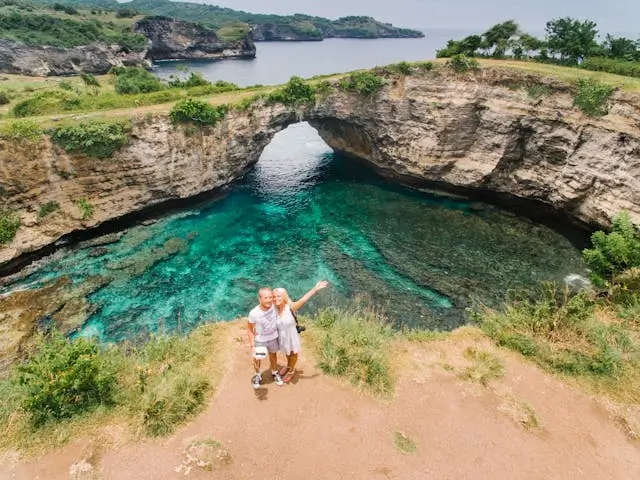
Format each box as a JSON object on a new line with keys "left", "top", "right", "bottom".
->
{"left": 273, "top": 280, "right": 328, "bottom": 383}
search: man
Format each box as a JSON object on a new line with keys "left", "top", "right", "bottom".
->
{"left": 248, "top": 287, "right": 284, "bottom": 389}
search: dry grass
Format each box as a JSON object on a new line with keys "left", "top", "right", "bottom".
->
{"left": 393, "top": 431, "right": 417, "bottom": 454}
{"left": 458, "top": 346, "right": 506, "bottom": 386}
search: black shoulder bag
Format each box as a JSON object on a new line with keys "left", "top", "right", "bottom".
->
{"left": 291, "top": 307, "right": 306, "bottom": 334}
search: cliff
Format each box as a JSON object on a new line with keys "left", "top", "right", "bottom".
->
{"left": 1, "top": 68, "right": 639, "bottom": 273}
{"left": 0, "top": 38, "right": 150, "bottom": 76}
{"left": 133, "top": 16, "right": 256, "bottom": 61}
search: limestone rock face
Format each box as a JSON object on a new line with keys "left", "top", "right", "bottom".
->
{"left": 0, "top": 69, "right": 639, "bottom": 273}
{"left": 0, "top": 106, "right": 296, "bottom": 270}
{"left": 133, "top": 16, "right": 256, "bottom": 61}
{"left": 0, "top": 38, "right": 150, "bottom": 76}
{"left": 307, "top": 71, "right": 640, "bottom": 229}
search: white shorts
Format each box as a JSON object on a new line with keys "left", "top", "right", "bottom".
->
{"left": 255, "top": 338, "right": 279, "bottom": 353}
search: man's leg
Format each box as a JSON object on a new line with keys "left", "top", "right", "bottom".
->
{"left": 269, "top": 351, "right": 284, "bottom": 386}
{"left": 268, "top": 352, "right": 278, "bottom": 372}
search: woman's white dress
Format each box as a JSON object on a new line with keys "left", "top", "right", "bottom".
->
{"left": 277, "top": 304, "right": 301, "bottom": 354}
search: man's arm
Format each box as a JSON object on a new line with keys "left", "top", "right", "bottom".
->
{"left": 291, "top": 280, "right": 328, "bottom": 312}
{"left": 247, "top": 318, "right": 256, "bottom": 348}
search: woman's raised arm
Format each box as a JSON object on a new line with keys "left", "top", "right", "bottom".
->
{"left": 291, "top": 281, "right": 328, "bottom": 312}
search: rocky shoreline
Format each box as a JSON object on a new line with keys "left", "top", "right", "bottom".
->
{"left": 0, "top": 16, "right": 256, "bottom": 76}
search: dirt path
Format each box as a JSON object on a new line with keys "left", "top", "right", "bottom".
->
{"left": 2, "top": 326, "right": 639, "bottom": 479}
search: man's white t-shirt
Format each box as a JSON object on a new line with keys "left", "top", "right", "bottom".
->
{"left": 248, "top": 305, "right": 278, "bottom": 342}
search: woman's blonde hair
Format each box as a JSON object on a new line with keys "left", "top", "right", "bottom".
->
{"left": 273, "top": 287, "right": 291, "bottom": 305}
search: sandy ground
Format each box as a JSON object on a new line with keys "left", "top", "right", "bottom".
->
{"left": 2, "top": 326, "right": 639, "bottom": 480}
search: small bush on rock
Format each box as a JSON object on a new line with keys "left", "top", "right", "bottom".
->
{"left": 267, "top": 76, "right": 316, "bottom": 106}
{"left": 573, "top": 78, "right": 614, "bottom": 116}
{"left": 0, "top": 209, "right": 20, "bottom": 244}
{"left": 169, "top": 99, "right": 228, "bottom": 126}
{"left": 338, "top": 71, "right": 385, "bottom": 97}
{"left": 38, "top": 201, "right": 60, "bottom": 219}
{"left": 76, "top": 198, "right": 94, "bottom": 220}
{"left": 51, "top": 121, "right": 130, "bottom": 158}
{"left": 447, "top": 54, "right": 480, "bottom": 73}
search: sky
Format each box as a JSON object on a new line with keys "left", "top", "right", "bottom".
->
{"left": 202, "top": 0, "right": 639, "bottom": 36}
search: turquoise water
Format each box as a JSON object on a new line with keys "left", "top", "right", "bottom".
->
{"left": 2, "top": 124, "right": 585, "bottom": 342}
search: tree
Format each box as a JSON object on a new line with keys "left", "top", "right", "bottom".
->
{"left": 601, "top": 35, "right": 640, "bottom": 61}
{"left": 458, "top": 35, "right": 483, "bottom": 56}
{"left": 482, "top": 20, "right": 519, "bottom": 58}
{"left": 545, "top": 17, "right": 599, "bottom": 64}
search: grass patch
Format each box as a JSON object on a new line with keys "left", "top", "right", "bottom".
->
{"left": 459, "top": 347, "right": 505, "bottom": 386}
{"left": 0, "top": 324, "right": 220, "bottom": 453}
{"left": 394, "top": 431, "right": 417, "bottom": 454}
{"left": 37, "top": 201, "right": 60, "bottom": 219}
{"left": 476, "top": 282, "right": 640, "bottom": 403}
{"left": 309, "top": 305, "right": 395, "bottom": 396}
{"left": 76, "top": 198, "right": 93, "bottom": 220}
{"left": 526, "top": 84, "right": 552, "bottom": 99}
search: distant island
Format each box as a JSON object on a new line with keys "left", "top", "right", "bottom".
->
{"left": 34, "top": 0, "right": 425, "bottom": 41}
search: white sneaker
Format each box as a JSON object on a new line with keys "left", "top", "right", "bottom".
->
{"left": 252, "top": 373, "right": 262, "bottom": 389}
{"left": 272, "top": 371, "right": 284, "bottom": 386}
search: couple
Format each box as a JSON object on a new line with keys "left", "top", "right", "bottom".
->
{"left": 247, "top": 281, "right": 328, "bottom": 389}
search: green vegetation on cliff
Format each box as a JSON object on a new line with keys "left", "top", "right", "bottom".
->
{"left": 477, "top": 212, "right": 640, "bottom": 404}
{"left": 0, "top": 324, "right": 219, "bottom": 450}
{"left": 436, "top": 18, "right": 640, "bottom": 79}
{"left": 51, "top": 120, "right": 130, "bottom": 158}
{"left": 0, "top": 0, "right": 147, "bottom": 49}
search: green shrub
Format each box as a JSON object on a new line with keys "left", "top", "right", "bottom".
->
{"left": 0, "top": 91, "right": 10, "bottom": 105}
{"left": 115, "top": 8, "right": 138, "bottom": 18}
{"left": 583, "top": 211, "right": 640, "bottom": 285}
{"left": 267, "top": 76, "right": 316, "bottom": 106}
{"left": 312, "top": 305, "right": 394, "bottom": 396}
{"left": 0, "top": 209, "right": 20, "bottom": 244}
{"left": 388, "top": 61, "right": 412, "bottom": 75}
{"left": 52, "top": 3, "right": 78, "bottom": 15}
{"left": 338, "top": 71, "right": 385, "bottom": 97}
{"left": 0, "top": 119, "right": 43, "bottom": 141}
{"left": 416, "top": 61, "right": 434, "bottom": 71}
{"left": 16, "top": 332, "right": 117, "bottom": 426}
{"left": 58, "top": 80, "right": 74, "bottom": 91}
{"left": 169, "top": 99, "right": 228, "bottom": 126}
{"left": 573, "top": 78, "right": 614, "bottom": 116}
{"left": 447, "top": 54, "right": 480, "bottom": 73}
{"left": 582, "top": 57, "right": 640, "bottom": 78}
{"left": 80, "top": 73, "right": 100, "bottom": 88}
{"left": 167, "top": 72, "right": 211, "bottom": 89}
{"left": 11, "top": 89, "right": 79, "bottom": 117}
{"left": 51, "top": 121, "right": 130, "bottom": 158}
{"left": 76, "top": 198, "right": 94, "bottom": 220}
{"left": 314, "top": 80, "right": 334, "bottom": 97}
{"left": 114, "top": 67, "right": 164, "bottom": 95}
{"left": 38, "top": 201, "right": 60, "bottom": 219}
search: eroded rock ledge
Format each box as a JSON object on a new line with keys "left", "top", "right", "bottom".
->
{"left": 1, "top": 69, "right": 639, "bottom": 273}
